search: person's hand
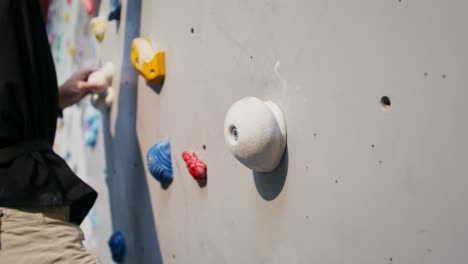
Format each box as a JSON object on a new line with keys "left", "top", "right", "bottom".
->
{"left": 58, "top": 69, "right": 108, "bottom": 109}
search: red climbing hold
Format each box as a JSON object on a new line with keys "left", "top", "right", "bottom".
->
{"left": 182, "top": 151, "right": 207, "bottom": 182}
{"left": 79, "top": 0, "right": 94, "bottom": 16}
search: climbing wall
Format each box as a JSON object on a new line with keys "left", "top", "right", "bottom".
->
{"left": 93, "top": 0, "right": 468, "bottom": 263}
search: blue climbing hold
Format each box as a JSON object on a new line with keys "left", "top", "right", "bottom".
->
{"left": 108, "top": 0, "right": 121, "bottom": 21}
{"left": 84, "top": 110, "right": 100, "bottom": 148}
{"left": 147, "top": 140, "right": 173, "bottom": 183}
{"left": 85, "top": 109, "right": 100, "bottom": 124}
{"left": 89, "top": 121, "right": 100, "bottom": 134}
{"left": 108, "top": 230, "right": 126, "bottom": 263}
{"left": 84, "top": 130, "right": 98, "bottom": 147}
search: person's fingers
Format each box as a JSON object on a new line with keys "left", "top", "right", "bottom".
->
{"left": 77, "top": 69, "right": 96, "bottom": 81}
{"left": 79, "top": 81, "right": 109, "bottom": 94}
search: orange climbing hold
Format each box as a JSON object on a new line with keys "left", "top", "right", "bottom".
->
{"left": 181, "top": 151, "right": 207, "bottom": 182}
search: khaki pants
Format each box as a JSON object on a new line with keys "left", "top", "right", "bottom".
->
{"left": 0, "top": 207, "right": 100, "bottom": 264}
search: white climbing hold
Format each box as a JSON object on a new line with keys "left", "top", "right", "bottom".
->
{"left": 89, "top": 62, "right": 114, "bottom": 111}
{"left": 132, "top": 38, "right": 156, "bottom": 66}
{"left": 224, "top": 97, "right": 287, "bottom": 172}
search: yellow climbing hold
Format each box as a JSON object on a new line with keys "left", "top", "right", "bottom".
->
{"left": 130, "top": 38, "right": 166, "bottom": 85}
{"left": 68, "top": 45, "right": 76, "bottom": 57}
{"left": 64, "top": 13, "right": 71, "bottom": 23}
{"left": 90, "top": 16, "right": 107, "bottom": 43}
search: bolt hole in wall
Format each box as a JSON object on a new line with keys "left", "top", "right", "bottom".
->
{"left": 202, "top": 145, "right": 207, "bottom": 151}
{"left": 230, "top": 125, "right": 238, "bottom": 142}
{"left": 380, "top": 96, "right": 391, "bottom": 108}
{"left": 190, "top": 27, "right": 194, "bottom": 34}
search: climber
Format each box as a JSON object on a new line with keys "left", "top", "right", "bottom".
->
{"left": 0, "top": 0, "right": 105, "bottom": 263}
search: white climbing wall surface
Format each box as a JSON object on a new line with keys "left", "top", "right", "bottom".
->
{"left": 63, "top": 0, "right": 468, "bottom": 263}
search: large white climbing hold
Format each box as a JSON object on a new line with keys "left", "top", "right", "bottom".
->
{"left": 224, "top": 97, "right": 287, "bottom": 172}
{"left": 89, "top": 62, "right": 114, "bottom": 111}
{"left": 88, "top": 62, "right": 113, "bottom": 85}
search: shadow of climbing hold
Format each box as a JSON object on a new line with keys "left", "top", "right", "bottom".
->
{"left": 253, "top": 145, "right": 289, "bottom": 201}
{"left": 108, "top": 230, "right": 126, "bottom": 263}
{"left": 108, "top": 0, "right": 121, "bottom": 21}
{"left": 147, "top": 140, "right": 173, "bottom": 184}
{"left": 181, "top": 151, "right": 207, "bottom": 183}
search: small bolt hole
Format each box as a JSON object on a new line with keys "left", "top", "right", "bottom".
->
{"left": 380, "top": 96, "right": 391, "bottom": 108}
{"left": 190, "top": 27, "right": 194, "bottom": 34}
{"left": 230, "top": 126, "right": 238, "bottom": 141}
{"left": 202, "top": 145, "right": 207, "bottom": 150}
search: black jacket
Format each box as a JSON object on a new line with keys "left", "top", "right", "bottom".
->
{"left": 0, "top": 0, "right": 97, "bottom": 224}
